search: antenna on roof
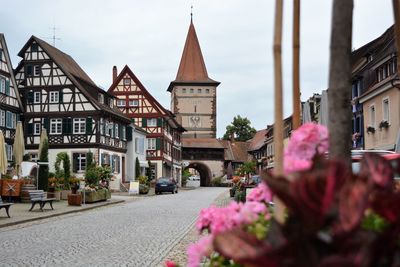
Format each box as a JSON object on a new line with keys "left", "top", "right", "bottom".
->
{"left": 191, "top": 5, "right": 193, "bottom": 23}
{"left": 50, "top": 25, "right": 61, "bottom": 47}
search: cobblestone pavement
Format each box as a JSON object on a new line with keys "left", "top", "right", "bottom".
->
{"left": 0, "top": 187, "right": 227, "bottom": 267}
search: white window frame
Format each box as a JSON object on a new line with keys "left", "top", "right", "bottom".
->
{"left": 122, "top": 126, "right": 126, "bottom": 140}
{"left": 0, "top": 110, "right": 5, "bottom": 127}
{"left": 73, "top": 118, "right": 86, "bottom": 134}
{"left": 98, "top": 94, "right": 104, "bottom": 104}
{"left": 6, "top": 144, "right": 12, "bottom": 161}
{"left": 117, "top": 99, "right": 126, "bottom": 107}
{"left": 129, "top": 100, "right": 139, "bottom": 107}
{"left": 6, "top": 111, "right": 12, "bottom": 128}
{"left": 34, "top": 123, "right": 41, "bottom": 135}
{"left": 34, "top": 92, "right": 41, "bottom": 103}
{"left": 49, "top": 91, "right": 59, "bottom": 103}
{"left": 123, "top": 78, "right": 131, "bottom": 85}
{"left": 147, "top": 118, "right": 157, "bottom": 127}
{"left": 30, "top": 153, "right": 38, "bottom": 162}
{"left": 382, "top": 97, "right": 390, "bottom": 123}
{"left": 74, "top": 153, "right": 86, "bottom": 172}
{"left": 34, "top": 65, "right": 41, "bottom": 76}
{"left": 147, "top": 138, "right": 156, "bottom": 150}
{"left": 0, "top": 78, "right": 5, "bottom": 94}
{"left": 100, "top": 118, "right": 104, "bottom": 135}
{"left": 369, "top": 104, "right": 376, "bottom": 128}
{"left": 115, "top": 124, "right": 119, "bottom": 139}
{"left": 50, "top": 118, "right": 62, "bottom": 134}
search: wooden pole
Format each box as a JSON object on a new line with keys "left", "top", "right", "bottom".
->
{"left": 273, "top": 0, "right": 285, "bottom": 222}
{"left": 292, "top": 0, "right": 301, "bottom": 129}
{"left": 328, "top": 0, "right": 353, "bottom": 166}
{"left": 393, "top": 0, "right": 400, "bottom": 74}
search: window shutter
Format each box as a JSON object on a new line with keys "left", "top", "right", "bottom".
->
{"left": 5, "top": 80, "right": 10, "bottom": 95}
{"left": 27, "top": 123, "right": 33, "bottom": 135}
{"left": 27, "top": 92, "right": 34, "bottom": 104}
{"left": 43, "top": 118, "right": 50, "bottom": 132}
{"left": 156, "top": 138, "right": 161, "bottom": 150}
{"left": 72, "top": 153, "right": 79, "bottom": 173}
{"left": 59, "top": 91, "right": 63, "bottom": 103}
{"left": 119, "top": 124, "right": 122, "bottom": 138}
{"left": 62, "top": 118, "right": 72, "bottom": 134}
{"left": 103, "top": 121, "right": 106, "bottom": 135}
{"left": 142, "top": 118, "right": 147, "bottom": 127}
{"left": 127, "top": 126, "right": 133, "bottom": 141}
{"left": 157, "top": 118, "right": 162, "bottom": 127}
{"left": 27, "top": 65, "right": 33, "bottom": 76}
{"left": 86, "top": 117, "right": 92, "bottom": 134}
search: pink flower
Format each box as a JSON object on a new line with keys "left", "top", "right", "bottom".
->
{"left": 284, "top": 157, "right": 312, "bottom": 175}
{"left": 246, "top": 183, "right": 273, "bottom": 203}
{"left": 236, "top": 201, "right": 268, "bottom": 224}
{"left": 164, "top": 260, "right": 178, "bottom": 267}
{"left": 187, "top": 235, "right": 213, "bottom": 267}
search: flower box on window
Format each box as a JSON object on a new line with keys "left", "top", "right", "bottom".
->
{"left": 366, "top": 126, "right": 375, "bottom": 134}
{"left": 379, "top": 120, "right": 389, "bottom": 129}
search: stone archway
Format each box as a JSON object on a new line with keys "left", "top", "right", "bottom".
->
{"left": 185, "top": 162, "right": 212, "bottom": 186}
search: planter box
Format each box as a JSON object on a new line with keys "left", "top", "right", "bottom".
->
{"left": 68, "top": 194, "right": 82, "bottom": 206}
{"left": 60, "top": 190, "right": 70, "bottom": 200}
{"left": 1, "top": 180, "right": 23, "bottom": 197}
{"left": 81, "top": 189, "right": 111, "bottom": 203}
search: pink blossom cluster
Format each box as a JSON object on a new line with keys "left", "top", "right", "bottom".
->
{"left": 284, "top": 123, "right": 329, "bottom": 175}
{"left": 246, "top": 182, "right": 273, "bottom": 203}
{"left": 189, "top": 199, "right": 270, "bottom": 266}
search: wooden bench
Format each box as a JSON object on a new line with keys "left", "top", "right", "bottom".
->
{"left": 28, "top": 190, "right": 56, "bottom": 211}
{"left": 0, "top": 197, "right": 12, "bottom": 218}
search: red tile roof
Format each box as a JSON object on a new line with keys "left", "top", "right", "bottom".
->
{"left": 248, "top": 129, "right": 267, "bottom": 151}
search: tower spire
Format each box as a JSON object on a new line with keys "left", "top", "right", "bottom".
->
{"left": 190, "top": 5, "right": 193, "bottom": 23}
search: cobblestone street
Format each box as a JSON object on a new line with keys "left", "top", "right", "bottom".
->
{"left": 0, "top": 187, "right": 227, "bottom": 267}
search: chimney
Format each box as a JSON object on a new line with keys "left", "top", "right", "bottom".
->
{"left": 112, "top": 66, "right": 117, "bottom": 82}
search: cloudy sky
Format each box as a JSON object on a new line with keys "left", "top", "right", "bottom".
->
{"left": 0, "top": 0, "right": 394, "bottom": 137}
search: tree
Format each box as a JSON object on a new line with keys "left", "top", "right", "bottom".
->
{"left": 38, "top": 139, "right": 49, "bottom": 191}
{"left": 328, "top": 0, "right": 353, "bottom": 167}
{"left": 146, "top": 160, "right": 153, "bottom": 181}
{"left": 86, "top": 151, "right": 95, "bottom": 171}
{"left": 223, "top": 115, "right": 257, "bottom": 142}
{"left": 54, "top": 152, "right": 71, "bottom": 189}
{"left": 135, "top": 157, "right": 140, "bottom": 179}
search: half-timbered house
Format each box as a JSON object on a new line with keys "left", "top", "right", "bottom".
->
{"left": 14, "top": 36, "right": 131, "bottom": 181}
{"left": 0, "top": 34, "right": 23, "bottom": 163}
{"left": 108, "top": 65, "right": 185, "bottom": 182}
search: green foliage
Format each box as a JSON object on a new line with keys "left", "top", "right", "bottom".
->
{"left": 135, "top": 157, "right": 140, "bottom": 179}
{"left": 85, "top": 166, "right": 112, "bottom": 186}
{"left": 146, "top": 160, "right": 152, "bottom": 180}
{"left": 211, "top": 176, "right": 223, "bottom": 187}
{"left": 86, "top": 151, "right": 95, "bottom": 171}
{"left": 54, "top": 152, "right": 71, "bottom": 188}
{"left": 236, "top": 161, "right": 257, "bottom": 177}
{"left": 23, "top": 154, "right": 30, "bottom": 161}
{"left": 38, "top": 139, "right": 49, "bottom": 191}
{"left": 362, "top": 211, "right": 389, "bottom": 233}
{"left": 139, "top": 184, "right": 149, "bottom": 194}
{"left": 234, "top": 188, "right": 246, "bottom": 203}
{"left": 222, "top": 115, "right": 257, "bottom": 142}
{"left": 137, "top": 175, "right": 148, "bottom": 185}
{"left": 245, "top": 214, "right": 271, "bottom": 240}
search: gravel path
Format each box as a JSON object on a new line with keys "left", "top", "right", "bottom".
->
{"left": 0, "top": 187, "right": 227, "bottom": 267}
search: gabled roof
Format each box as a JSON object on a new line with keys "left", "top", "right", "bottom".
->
{"left": 182, "top": 138, "right": 224, "bottom": 149}
{"left": 219, "top": 140, "right": 250, "bottom": 162}
{"left": 18, "top": 36, "right": 128, "bottom": 122}
{"left": 248, "top": 128, "right": 268, "bottom": 151}
{"left": 0, "top": 34, "right": 24, "bottom": 112}
{"left": 167, "top": 19, "right": 219, "bottom": 92}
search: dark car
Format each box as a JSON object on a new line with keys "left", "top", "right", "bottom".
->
{"left": 155, "top": 177, "right": 178, "bottom": 194}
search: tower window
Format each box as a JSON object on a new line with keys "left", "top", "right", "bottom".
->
{"left": 182, "top": 88, "right": 186, "bottom": 93}
{"left": 190, "top": 88, "right": 194, "bottom": 93}
{"left": 198, "top": 89, "right": 202, "bottom": 93}
{"left": 206, "top": 89, "right": 210, "bottom": 94}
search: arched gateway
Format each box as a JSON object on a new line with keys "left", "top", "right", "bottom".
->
{"left": 185, "top": 162, "right": 212, "bottom": 186}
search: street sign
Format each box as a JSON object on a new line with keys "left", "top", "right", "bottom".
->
{"left": 129, "top": 182, "right": 139, "bottom": 195}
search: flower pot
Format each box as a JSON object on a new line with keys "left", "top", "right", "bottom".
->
{"left": 21, "top": 183, "right": 37, "bottom": 203}
{"left": 68, "top": 193, "right": 82, "bottom": 206}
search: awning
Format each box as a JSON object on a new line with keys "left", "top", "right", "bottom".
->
{"left": 139, "top": 161, "right": 149, "bottom": 168}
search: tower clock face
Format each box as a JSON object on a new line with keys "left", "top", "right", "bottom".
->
{"left": 189, "top": 116, "right": 201, "bottom": 128}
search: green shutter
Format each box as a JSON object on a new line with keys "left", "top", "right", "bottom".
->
{"left": 127, "top": 126, "right": 133, "bottom": 141}
{"left": 62, "top": 118, "right": 72, "bottom": 134}
{"left": 86, "top": 117, "right": 93, "bottom": 134}
{"left": 72, "top": 153, "right": 79, "bottom": 172}
{"left": 27, "top": 92, "right": 34, "bottom": 104}
{"left": 43, "top": 118, "right": 50, "bottom": 132}
{"left": 157, "top": 118, "right": 162, "bottom": 127}
{"left": 5, "top": 80, "right": 10, "bottom": 95}
{"left": 27, "top": 65, "right": 33, "bottom": 76}
{"left": 156, "top": 138, "right": 161, "bottom": 150}
{"left": 142, "top": 118, "right": 147, "bottom": 127}
{"left": 16, "top": 114, "right": 20, "bottom": 122}
{"left": 27, "top": 123, "right": 33, "bottom": 135}
{"left": 59, "top": 90, "right": 63, "bottom": 103}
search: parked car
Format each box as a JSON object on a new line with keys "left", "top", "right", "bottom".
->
{"left": 251, "top": 175, "right": 262, "bottom": 185}
{"left": 188, "top": 175, "right": 200, "bottom": 181}
{"left": 155, "top": 177, "right": 178, "bottom": 194}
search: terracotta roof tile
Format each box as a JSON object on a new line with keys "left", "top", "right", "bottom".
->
{"left": 248, "top": 129, "right": 267, "bottom": 151}
{"left": 182, "top": 138, "right": 224, "bottom": 149}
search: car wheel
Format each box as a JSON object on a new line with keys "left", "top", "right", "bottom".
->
{"left": 172, "top": 190, "right": 175, "bottom": 194}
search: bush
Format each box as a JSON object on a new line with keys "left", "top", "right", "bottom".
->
{"left": 137, "top": 175, "right": 148, "bottom": 185}
{"left": 85, "top": 168, "right": 100, "bottom": 186}
{"left": 38, "top": 139, "right": 49, "bottom": 191}
{"left": 211, "top": 176, "right": 223, "bottom": 187}
{"left": 139, "top": 184, "right": 149, "bottom": 194}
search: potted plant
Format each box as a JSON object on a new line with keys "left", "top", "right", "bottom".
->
{"left": 69, "top": 176, "right": 81, "bottom": 194}
{"left": 137, "top": 175, "right": 149, "bottom": 194}
{"left": 379, "top": 120, "right": 389, "bottom": 129}
{"left": 367, "top": 125, "right": 376, "bottom": 133}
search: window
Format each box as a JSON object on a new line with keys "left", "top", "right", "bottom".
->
{"left": 0, "top": 78, "right": 5, "bottom": 94}
{"left": 129, "top": 100, "right": 139, "bottom": 107}
{"left": 182, "top": 88, "right": 186, "bottom": 93}
{"left": 100, "top": 118, "right": 104, "bottom": 135}
{"left": 34, "top": 92, "right": 41, "bottom": 103}
{"left": 30, "top": 153, "right": 38, "bottom": 162}
{"left": 34, "top": 65, "right": 41, "bottom": 76}
{"left": 115, "top": 124, "right": 119, "bottom": 138}
{"left": 123, "top": 78, "right": 131, "bottom": 85}
{"left": 6, "top": 111, "right": 13, "bottom": 129}
{"left": 98, "top": 94, "right": 104, "bottom": 104}
{"left": 109, "top": 99, "right": 114, "bottom": 108}
{"left": 122, "top": 126, "right": 126, "bottom": 140}
{"left": 73, "top": 153, "right": 86, "bottom": 172}
{"left": 31, "top": 43, "right": 39, "bottom": 52}
{"left": 190, "top": 88, "right": 194, "bottom": 93}
{"left": 108, "top": 122, "right": 114, "bottom": 137}
{"left": 135, "top": 137, "right": 145, "bottom": 154}
{"left": 206, "top": 89, "right": 210, "bottom": 94}
{"left": 6, "top": 144, "right": 12, "bottom": 161}
{"left": 73, "top": 118, "right": 86, "bottom": 134}
{"left": 117, "top": 99, "right": 126, "bottom": 107}
{"left": 147, "top": 118, "right": 157, "bottom": 127}
{"left": 50, "top": 118, "right": 62, "bottom": 134}
{"left": 0, "top": 110, "right": 5, "bottom": 127}
{"left": 26, "top": 65, "right": 33, "bottom": 76}
{"left": 0, "top": 49, "right": 2, "bottom": 61}
{"left": 34, "top": 123, "right": 41, "bottom": 135}
{"left": 383, "top": 98, "right": 389, "bottom": 122}
{"left": 369, "top": 105, "right": 376, "bottom": 127}
{"left": 49, "top": 91, "right": 59, "bottom": 103}
{"left": 147, "top": 138, "right": 156, "bottom": 150}
{"left": 198, "top": 88, "right": 202, "bottom": 93}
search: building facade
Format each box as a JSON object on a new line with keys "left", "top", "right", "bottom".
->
{"left": 168, "top": 18, "right": 220, "bottom": 139}
{"left": 0, "top": 34, "right": 24, "bottom": 162}
{"left": 108, "top": 65, "right": 184, "bottom": 182}
{"left": 14, "top": 36, "right": 131, "bottom": 180}
{"left": 125, "top": 124, "right": 148, "bottom": 181}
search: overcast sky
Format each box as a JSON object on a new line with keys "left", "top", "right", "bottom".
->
{"left": 0, "top": 0, "right": 394, "bottom": 137}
